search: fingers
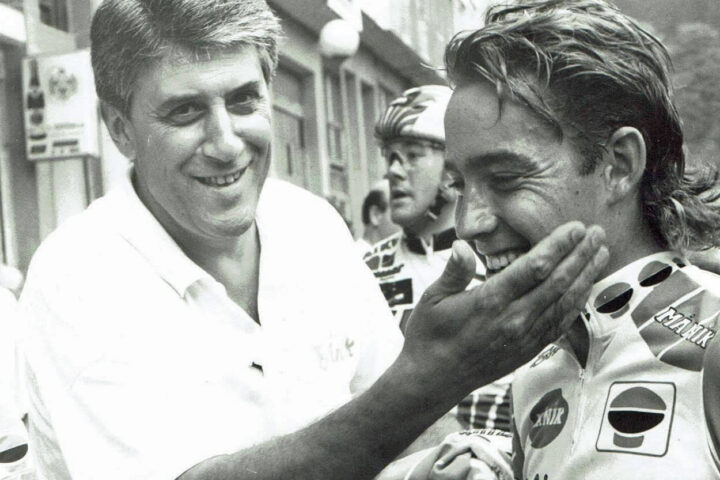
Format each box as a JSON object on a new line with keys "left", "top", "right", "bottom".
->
{"left": 525, "top": 236, "right": 609, "bottom": 347}
{"left": 510, "top": 224, "right": 606, "bottom": 322}
{"left": 422, "top": 241, "right": 477, "bottom": 301}
{"left": 484, "top": 222, "right": 587, "bottom": 306}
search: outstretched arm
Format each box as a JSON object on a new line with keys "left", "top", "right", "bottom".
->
{"left": 179, "top": 222, "right": 608, "bottom": 480}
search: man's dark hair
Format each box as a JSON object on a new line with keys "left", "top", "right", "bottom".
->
{"left": 361, "top": 189, "right": 389, "bottom": 226}
{"left": 445, "top": 0, "right": 720, "bottom": 251}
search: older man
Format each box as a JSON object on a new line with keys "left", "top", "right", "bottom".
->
{"left": 436, "top": 0, "right": 720, "bottom": 479}
{"left": 19, "top": 1, "right": 608, "bottom": 479}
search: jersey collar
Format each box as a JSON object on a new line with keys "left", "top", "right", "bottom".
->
{"left": 404, "top": 227, "right": 456, "bottom": 255}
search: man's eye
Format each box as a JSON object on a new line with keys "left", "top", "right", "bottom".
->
{"left": 228, "top": 92, "right": 259, "bottom": 113}
{"left": 166, "top": 103, "right": 203, "bottom": 124}
{"left": 491, "top": 175, "right": 521, "bottom": 191}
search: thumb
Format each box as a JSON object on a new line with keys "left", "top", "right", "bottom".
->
{"left": 425, "top": 240, "right": 477, "bottom": 299}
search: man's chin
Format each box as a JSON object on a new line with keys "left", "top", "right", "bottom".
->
{"left": 390, "top": 209, "right": 419, "bottom": 228}
{"left": 197, "top": 208, "right": 257, "bottom": 240}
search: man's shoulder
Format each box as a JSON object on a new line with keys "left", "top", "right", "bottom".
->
{"left": 260, "top": 178, "right": 334, "bottom": 216}
{"left": 28, "top": 194, "right": 123, "bottom": 278}
{"left": 257, "top": 179, "right": 350, "bottom": 235}
{"left": 687, "top": 263, "right": 720, "bottom": 296}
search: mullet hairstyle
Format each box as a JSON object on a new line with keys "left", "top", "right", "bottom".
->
{"left": 445, "top": 0, "right": 720, "bottom": 252}
{"left": 91, "top": 0, "right": 282, "bottom": 115}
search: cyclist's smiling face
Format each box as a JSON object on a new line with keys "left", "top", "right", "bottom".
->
{"left": 445, "top": 80, "right": 605, "bottom": 274}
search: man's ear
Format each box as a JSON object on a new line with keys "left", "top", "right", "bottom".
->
{"left": 603, "top": 126, "right": 646, "bottom": 204}
{"left": 100, "top": 102, "right": 137, "bottom": 160}
{"left": 368, "top": 205, "right": 382, "bottom": 227}
{"left": 439, "top": 167, "right": 459, "bottom": 203}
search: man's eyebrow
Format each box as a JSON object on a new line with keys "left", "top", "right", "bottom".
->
{"left": 224, "top": 81, "right": 262, "bottom": 99}
{"left": 467, "top": 150, "right": 539, "bottom": 170}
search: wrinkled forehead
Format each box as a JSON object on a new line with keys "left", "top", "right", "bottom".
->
{"left": 128, "top": 44, "right": 265, "bottom": 105}
{"left": 446, "top": 81, "right": 570, "bottom": 163}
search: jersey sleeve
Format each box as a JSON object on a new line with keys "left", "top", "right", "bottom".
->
{"left": 703, "top": 333, "right": 720, "bottom": 475}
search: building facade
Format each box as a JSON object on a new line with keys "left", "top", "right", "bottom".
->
{"left": 0, "top": 0, "right": 475, "bottom": 274}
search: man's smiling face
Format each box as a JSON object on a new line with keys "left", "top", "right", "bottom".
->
{"left": 445, "top": 81, "right": 606, "bottom": 276}
{"left": 122, "top": 46, "right": 272, "bottom": 244}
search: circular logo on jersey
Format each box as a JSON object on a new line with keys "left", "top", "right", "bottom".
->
{"left": 608, "top": 386, "right": 666, "bottom": 448}
{"left": 637, "top": 260, "right": 672, "bottom": 287}
{"left": 529, "top": 388, "right": 568, "bottom": 449}
{"left": 594, "top": 282, "right": 633, "bottom": 316}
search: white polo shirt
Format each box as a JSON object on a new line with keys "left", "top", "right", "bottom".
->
{"left": 20, "top": 173, "right": 402, "bottom": 480}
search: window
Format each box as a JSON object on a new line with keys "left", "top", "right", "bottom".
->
{"left": 0, "top": 0, "right": 24, "bottom": 12}
{"left": 362, "top": 83, "right": 384, "bottom": 184}
{"left": 324, "top": 71, "right": 352, "bottom": 226}
{"left": 325, "top": 72, "right": 345, "bottom": 166}
{"left": 39, "top": 0, "right": 68, "bottom": 31}
{"left": 271, "top": 67, "right": 308, "bottom": 189}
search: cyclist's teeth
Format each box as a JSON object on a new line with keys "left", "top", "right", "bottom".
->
{"left": 486, "top": 251, "right": 521, "bottom": 271}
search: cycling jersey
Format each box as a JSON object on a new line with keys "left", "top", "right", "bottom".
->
{"left": 512, "top": 252, "right": 720, "bottom": 480}
{"left": 364, "top": 229, "right": 462, "bottom": 330}
{"left": 365, "top": 229, "right": 513, "bottom": 432}
{"left": 703, "top": 315, "right": 720, "bottom": 475}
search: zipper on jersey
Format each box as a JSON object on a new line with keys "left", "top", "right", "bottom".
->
{"left": 569, "top": 311, "right": 595, "bottom": 455}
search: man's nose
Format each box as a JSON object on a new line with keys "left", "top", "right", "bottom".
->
{"left": 386, "top": 154, "right": 406, "bottom": 180}
{"left": 455, "top": 190, "right": 498, "bottom": 241}
{"left": 201, "top": 107, "right": 245, "bottom": 163}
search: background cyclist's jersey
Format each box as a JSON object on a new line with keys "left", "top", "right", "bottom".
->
{"left": 512, "top": 252, "right": 720, "bottom": 480}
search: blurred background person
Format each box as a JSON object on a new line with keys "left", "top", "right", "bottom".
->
{"left": 356, "top": 179, "right": 399, "bottom": 257}
{"left": 0, "top": 265, "right": 23, "bottom": 299}
{"left": 365, "top": 85, "right": 512, "bottom": 433}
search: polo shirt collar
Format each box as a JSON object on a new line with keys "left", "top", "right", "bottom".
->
{"left": 109, "top": 167, "right": 211, "bottom": 297}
